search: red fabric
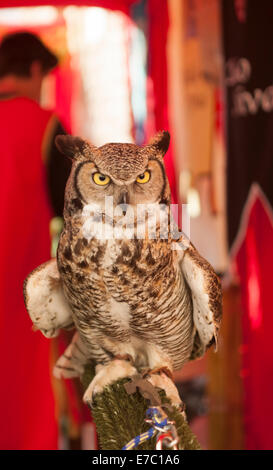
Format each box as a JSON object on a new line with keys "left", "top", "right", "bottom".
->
{"left": 0, "top": 97, "right": 58, "bottom": 449}
{"left": 235, "top": 193, "right": 273, "bottom": 449}
{"left": 0, "top": 0, "right": 134, "bottom": 11}
{"left": 147, "top": 0, "right": 178, "bottom": 204}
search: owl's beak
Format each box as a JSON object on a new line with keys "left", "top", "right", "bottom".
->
{"left": 118, "top": 191, "right": 129, "bottom": 216}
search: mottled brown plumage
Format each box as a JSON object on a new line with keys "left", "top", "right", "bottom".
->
{"left": 24, "top": 131, "right": 222, "bottom": 406}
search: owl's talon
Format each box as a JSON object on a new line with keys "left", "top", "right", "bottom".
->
{"left": 83, "top": 388, "right": 95, "bottom": 406}
{"left": 142, "top": 366, "right": 174, "bottom": 381}
{"left": 83, "top": 359, "right": 138, "bottom": 407}
{"left": 144, "top": 368, "right": 182, "bottom": 409}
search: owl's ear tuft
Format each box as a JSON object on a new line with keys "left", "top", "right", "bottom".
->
{"left": 55, "top": 135, "right": 86, "bottom": 159}
{"left": 148, "top": 130, "right": 170, "bottom": 157}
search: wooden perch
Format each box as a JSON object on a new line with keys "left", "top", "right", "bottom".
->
{"left": 82, "top": 365, "right": 201, "bottom": 450}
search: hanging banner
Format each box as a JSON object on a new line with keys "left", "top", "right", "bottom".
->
{"left": 222, "top": 0, "right": 273, "bottom": 250}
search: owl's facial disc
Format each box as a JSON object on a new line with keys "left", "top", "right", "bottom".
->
{"left": 73, "top": 156, "right": 169, "bottom": 216}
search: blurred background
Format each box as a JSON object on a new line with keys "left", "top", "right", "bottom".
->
{"left": 0, "top": 0, "right": 272, "bottom": 450}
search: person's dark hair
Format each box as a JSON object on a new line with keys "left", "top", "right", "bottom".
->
{"left": 0, "top": 31, "right": 58, "bottom": 78}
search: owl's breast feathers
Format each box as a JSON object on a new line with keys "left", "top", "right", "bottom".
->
{"left": 57, "top": 229, "right": 195, "bottom": 369}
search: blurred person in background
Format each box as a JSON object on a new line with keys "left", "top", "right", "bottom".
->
{"left": 0, "top": 32, "right": 70, "bottom": 449}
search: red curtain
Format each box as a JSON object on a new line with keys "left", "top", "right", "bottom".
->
{"left": 235, "top": 190, "right": 273, "bottom": 449}
{"left": 147, "top": 0, "right": 177, "bottom": 203}
{"left": 0, "top": 98, "right": 57, "bottom": 449}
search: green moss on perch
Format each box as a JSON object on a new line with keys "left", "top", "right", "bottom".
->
{"left": 83, "top": 365, "right": 201, "bottom": 450}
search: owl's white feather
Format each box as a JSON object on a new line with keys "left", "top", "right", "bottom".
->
{"left": 23, "top": 258, "right": 73, "bottom": 338}
{"left": 180, "top": 245, "right": 221, "bottom": 353}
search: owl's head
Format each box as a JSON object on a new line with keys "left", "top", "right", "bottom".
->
{"left": 55, "top": 131, "right": 171, "bottom": 216}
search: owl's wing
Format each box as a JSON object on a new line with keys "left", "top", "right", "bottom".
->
{"left": 23, "top": 258, "right": 74, "bottom": 338}
{"left": 180, "top": 243, "right": 222, "bottom": 359}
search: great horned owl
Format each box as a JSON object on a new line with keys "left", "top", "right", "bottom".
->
{"left": 24, "top": 131, "right": 222, "bottom": 406}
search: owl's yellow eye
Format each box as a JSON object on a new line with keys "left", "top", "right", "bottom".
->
{"left": 136, "top": 170, "right": 150, "bottom": 184}
{"left": 92, "top": 172, "right": 110, "bottom": 186}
